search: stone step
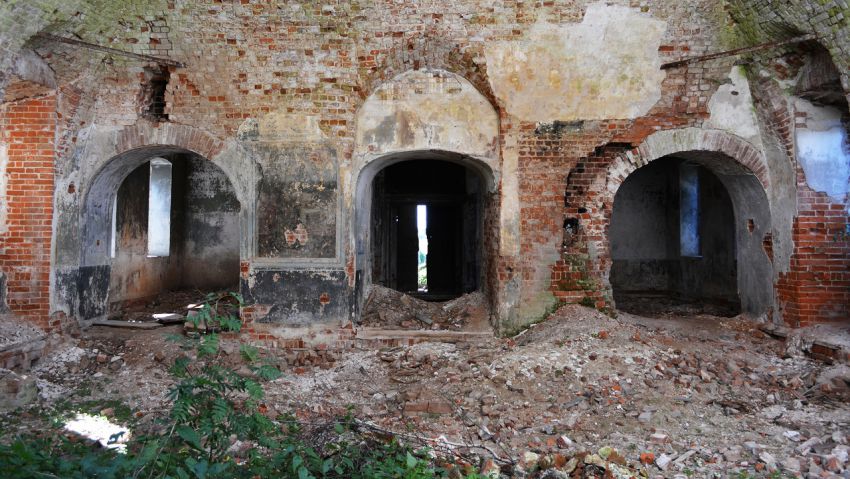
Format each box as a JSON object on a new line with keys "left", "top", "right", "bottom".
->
{"left": 355, "top": 328, "right": 492, "bottom": 347}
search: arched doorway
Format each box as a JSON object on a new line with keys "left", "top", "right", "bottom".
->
{"left": 353, "top": 151, "right": 498, "bottom": 329}
{"left": 370, "top": 159, "right": 485, "bottom": 300}
{"left": 82, "top": 148, "right": 241, "bottom": 319}
{"left": 351, "top": 67, "right": 501, "bottom": 327}
{"left": 607, "top": 151, "right": 773, "bottom": 317}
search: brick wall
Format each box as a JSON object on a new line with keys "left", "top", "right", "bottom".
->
{"left": 0, "top": 95, "right": 57, "bottom": 332}
{"left": 0, "top": 0, "right": 845, "bottom": 331}
{"left": 777, "top": 102, "right": 849, "bottom": 326}
{"left": 778, "top": 190, "right": 850, "bottom": 326}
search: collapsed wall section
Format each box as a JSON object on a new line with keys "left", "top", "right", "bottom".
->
{"left": 727, "top": 0, "right": 850, "bottom": 325}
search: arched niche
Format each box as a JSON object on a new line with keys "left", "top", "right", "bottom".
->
{"left": 352, "top": 150, "right": 498, "bottom": 321}
{"left": 610, "top": 155, "right": 771, "bottom": 316}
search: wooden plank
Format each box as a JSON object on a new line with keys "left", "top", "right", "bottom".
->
{"left": 153, "top": 313, "right": 185, "bottom": 324}
{"left": 91, "top": 320, "right": 163, "bottom": 330}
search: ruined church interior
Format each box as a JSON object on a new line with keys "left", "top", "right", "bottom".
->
{"left": 0, "top": 0, "right": 849, "bottom": 476}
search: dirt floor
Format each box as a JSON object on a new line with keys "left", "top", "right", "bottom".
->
{"left": 106, "top": 287, "right": 238, "bottom": 323}
{"left": 3, "top": 305, "right": 849, "bottom": 478}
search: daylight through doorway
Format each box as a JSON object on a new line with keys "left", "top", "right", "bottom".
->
{"left": 370, "top": 160, "right": 483, "bottom": 301}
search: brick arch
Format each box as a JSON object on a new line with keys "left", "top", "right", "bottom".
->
{"left": 92, "top": 122, "right": 250, "bottom": 208}
{"left": 607, "top": 128, "right": 770, "bottom": 196}
{"left": 555, "top": 128, "right": 772, "bottom": 310}
{"left": 79, "top": 122, "right": 247, "bottom": 268}
{"left": 114, "top": 123, "right": 225, "bottom": 167}
{"left": 355, "top": 32, "right": 499, "bottom": 111}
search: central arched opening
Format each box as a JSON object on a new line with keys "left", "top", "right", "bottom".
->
{"left": 354, "top": 152, "right": 497, "bottom": 331}
{"left": 82, "top": 148, "right": 241, "bottom": 322}
{"left": 371, "top": 159, "right": 483, "bottom": 300}
{"left": 609, "top": 154, "right": 772, "bottom": 317}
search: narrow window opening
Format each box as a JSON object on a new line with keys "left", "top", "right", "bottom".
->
{"left": 110, "top": 195, "right": 117, "bottom": 259}
{"left": 147, "top": 158, "right": 172, "bottom": 257}
{"left": 142, "top": 66, "right": 170, "bottom": 121}
{"left": 416, "top": 204, "right": 428, "bottom": 292}
{"left": 679, "top": 163, "right": 700, "bottom": 257}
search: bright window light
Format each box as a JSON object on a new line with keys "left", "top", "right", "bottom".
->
{"left": 110, "top": 195, "right": 117, "bottom": 258}
{"left": 147, "top": 158, "right": 172, "bottom": 257}
{"left": 417, "top": 204, "right": 428, "bottom": 292}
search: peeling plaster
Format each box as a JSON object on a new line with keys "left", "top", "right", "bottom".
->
{"left": 484, "top": 2, "right": 666, "bottom": 122}
{"left": 795, "top": 98, "right": 850, "bottom": 209}
{"left": 500, "top": 133, "right": 520, "bottom": 257}
{"left": 706, "top": 66, "right": 763, "bottom": 150}
{"left": 355, "top": 69, "right": 499, "bottom": 159}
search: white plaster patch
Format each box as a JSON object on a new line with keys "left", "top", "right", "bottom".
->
{"left": 706, "top": 66, "right": 763, "bottom": 149}
{"left": 355, "top": 69, "right": 499, "bottom": 158}
{"left": 795, "top": 99, "right": 850, "bottom": 208}
{"left": 260, "top": 112, "right": 325, "bottom": 141}
{"left": 484, "top": 2, "right": 666, "bottom": 122}
{"left": 239, "top": 113, "right": 326, "bottom": 142}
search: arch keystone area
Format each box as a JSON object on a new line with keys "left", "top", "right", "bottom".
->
{"left": 630, "top": 128, "right": 769, "bottom": 190}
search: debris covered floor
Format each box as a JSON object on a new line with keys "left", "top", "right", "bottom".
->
{"left": 4, "top": 305, "right": 849, "bottom": 478}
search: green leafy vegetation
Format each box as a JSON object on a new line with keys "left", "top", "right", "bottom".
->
{"left": 0, "top": 292, "right": 480, "bottom": 479}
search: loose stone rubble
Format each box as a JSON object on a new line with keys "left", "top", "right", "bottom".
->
{"left": 361, "top": 285, "right": 491, "bottom": 331}
{"left": 2, "top": 305, "right": 849, "bottom": 477}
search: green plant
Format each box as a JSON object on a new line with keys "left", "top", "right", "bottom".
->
{"left": 0, "top": 291, "right": 481, "bottom": 479}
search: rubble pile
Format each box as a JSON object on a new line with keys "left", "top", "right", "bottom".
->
{"left": 107, "top": 288, "right": 237, "bottom": 323}
{"left": 0, "top": 318, "right": 48, "bottom": 370}
{"left": 361, "top": 285, "right": 490, "bottom": 331}
{"left": 2, "top": 304, "right": 848, "bottom": 477}
{"left": 0, "top": 320, "right": 44, "bottom": 351}
{"left": 280, "top": 306, "right": 850, "bottom": 477}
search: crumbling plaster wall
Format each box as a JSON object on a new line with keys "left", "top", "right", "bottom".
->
{"left": 794, "top": 98, "right": 850, "bottom": 209}
{"left": 1, "top": 0, "right": 847, "bottom": 335}
{"left": 180, "top": 156, "right": 241, "bottom": 290}
{"left": 352, "top": 69, "right": 501, "bottom": 319}
{"left": 728, "top": 0, "right": 850, "bottom": 325}
{"left": 106, "top": 155, "right": 241, "bottom": 307}
{"left": 237, "top": 110, "right": 348, "bottom": 326}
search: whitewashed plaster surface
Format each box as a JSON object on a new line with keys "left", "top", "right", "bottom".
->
{"left": 706, "top": 66, "right": 764, "bottom": 150}
{"left": 484, "top": 2, "right": 667, "bottom": 122}
{"left": 355, "top": 69, "right": 499, "bottom": 159}
{"left": 795, "top": 98, "right": 850, "bottom": 209}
